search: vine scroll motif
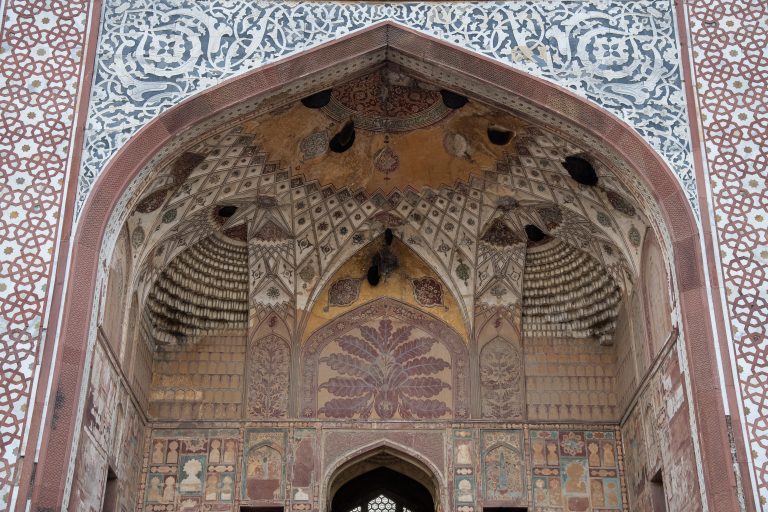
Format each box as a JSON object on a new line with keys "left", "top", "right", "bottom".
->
{"left": 81, "top": 1, "right": 696, "bottom": 215}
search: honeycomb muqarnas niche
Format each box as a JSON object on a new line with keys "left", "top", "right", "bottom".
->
{"left": 75, "top": 62, "right": 692, "bottom": 512}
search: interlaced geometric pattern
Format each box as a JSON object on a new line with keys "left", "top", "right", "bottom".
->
{"left": 687, "top": 1, "right": 768, "bottom": 508}
{"left": 0, "top": 0, "right": 90, "bottom": 509}
{"left": 346, "top": 494, "right": 415, "bottom": 512}
{"left": 368, "top": 495, "right": 396, "bottom": 511}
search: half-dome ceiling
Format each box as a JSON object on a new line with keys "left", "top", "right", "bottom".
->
{"left": 143, "top": 233, "right": 248, "bottom": 345}
{"left": 123, "top": 63, "right": 652, "bottom": 348}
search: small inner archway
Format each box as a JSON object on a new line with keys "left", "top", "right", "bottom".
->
{"left": 332, "top": 467, "right": 433, "bottom": 512}
{"left": 328, "top": 448, "right": 440, "bottom": 512}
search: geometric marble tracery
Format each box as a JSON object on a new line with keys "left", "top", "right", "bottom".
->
{"left": 688, "top": 0, "right": 768, "bottom": 506}
{"left": 0, "top": 1, "right": 91, "bottom": 508}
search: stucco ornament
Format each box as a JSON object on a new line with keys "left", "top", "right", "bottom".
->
{"left": 80, "top": 0, "right": 696, "bottom": 215}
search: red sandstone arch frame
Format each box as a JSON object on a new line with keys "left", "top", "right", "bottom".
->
{"left": 26, "top": 22, "right": 744, "bottom": 510}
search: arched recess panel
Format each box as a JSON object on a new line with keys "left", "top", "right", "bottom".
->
{"left": 640, "top": 227, "right": 673, "bottom": 357}
{"left": 246, "top": 314, "right": 291, "bottom": 419}
{"left": 479, "top": 338, "right": 524, "bottom": 420}
{"left": 31, "top": 23, "right": 740, "bottom": 512}
{"left": 99, "top": 226, "right": 131, "bottom": 358}
{"left": 326, "top": 444, "right": 443, "bottom": 511}
{"left": 243, "top": 443, "right": 285, "bottom": 501}
{"left": 480, "top": 432, "right": 527, "bottom": 506}
{"left": 301, "top": 235, "right": 468, "bottom": 345}
{"left": 301, "top": 297, "right": 469, "bottom": 419}
{"left": 331, "top": 467, "right": 435, "bottom": 512}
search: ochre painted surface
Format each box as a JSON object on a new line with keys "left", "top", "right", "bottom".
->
{"left": 302, "top": 238, "right": 467, "bottom": 342}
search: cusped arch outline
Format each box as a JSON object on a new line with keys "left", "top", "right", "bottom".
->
{"left": 30, "top": 21, "right": 739, "bottom": 512}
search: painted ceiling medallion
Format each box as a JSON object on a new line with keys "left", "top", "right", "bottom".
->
{"left": 411, "top": 277, "right": 445, "bottom": 308}
{"left": 373, "top": 145, "right": 400, "bottom": 178}
{"left": 321, "top": 67, "right": 451, "bottom": 132}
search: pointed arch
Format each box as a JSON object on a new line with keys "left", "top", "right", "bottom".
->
{"left": 323, "top": 440, "right": 445, "bottom": 512}
{"left": 298, "top": 233, "right": 469, "bottom": 344}
{"left": 31, "top": 22, "right": 738, "bottom": 512}
{"left": 479, "top": 337, "right": 524, "bottom": 420}
{"left": 301, "top": 298, "right": 468, "bottom": 420}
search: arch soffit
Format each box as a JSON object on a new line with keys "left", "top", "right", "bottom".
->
{"left": 37, "top": 21, "right": 718, "bottom": 512}
{"left": 91, "top": 23, "right": 691, "bottom": 279}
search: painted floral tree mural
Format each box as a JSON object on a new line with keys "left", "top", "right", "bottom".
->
{"left": 318, "top": 319, "right": 451, "bottom": 419}
{"left": 248, "top": 335, "right": 290, "bottom": 418}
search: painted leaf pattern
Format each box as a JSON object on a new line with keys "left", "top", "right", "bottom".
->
{"left": 248, "top": 335, "right": 289, "bottom": 418}
{"left": 319, "top": 319, "right": 451, "bottom": 419}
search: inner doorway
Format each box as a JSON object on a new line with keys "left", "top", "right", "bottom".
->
{"left": 331, "top": 467, "right": 434, "bottom": 512}
{"left": 327, "top": 447, "right": 440, "bottom": 512}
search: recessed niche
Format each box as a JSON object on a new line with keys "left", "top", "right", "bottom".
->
{"left": 217, "top": 205, "right": 237, "bottom": 218}
{"left": 525, "top": 224, "right": 547, "bottom": 242}
{"left": 440, "top": 89, "right": 468, "bottom": 109}
{"left": 562, "top": 156, "right": 598, "bottom": 186}
{"left": 487, "top": 125, "right": 514, "bottom": 145}
{"left": 301, "top": 89, "right": 332, "bottom": 108}
{"left": 329, "top": 120, "right": 356, "bottom": 153}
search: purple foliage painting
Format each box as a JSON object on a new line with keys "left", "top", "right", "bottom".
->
{"left": 318, "top": 318, "right": 451, "bottom": 419}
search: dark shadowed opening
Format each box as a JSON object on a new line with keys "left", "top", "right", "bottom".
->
{"left": 331, "top": 467, "right": 434, "bottom": 512}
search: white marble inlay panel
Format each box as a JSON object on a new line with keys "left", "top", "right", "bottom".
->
{"left": 79, "top": 1, "right": 697, "bottom": 215}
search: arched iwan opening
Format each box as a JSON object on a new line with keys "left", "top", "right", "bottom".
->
{"left": 28, "top": 22, "right": 741, "bottom": 512}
